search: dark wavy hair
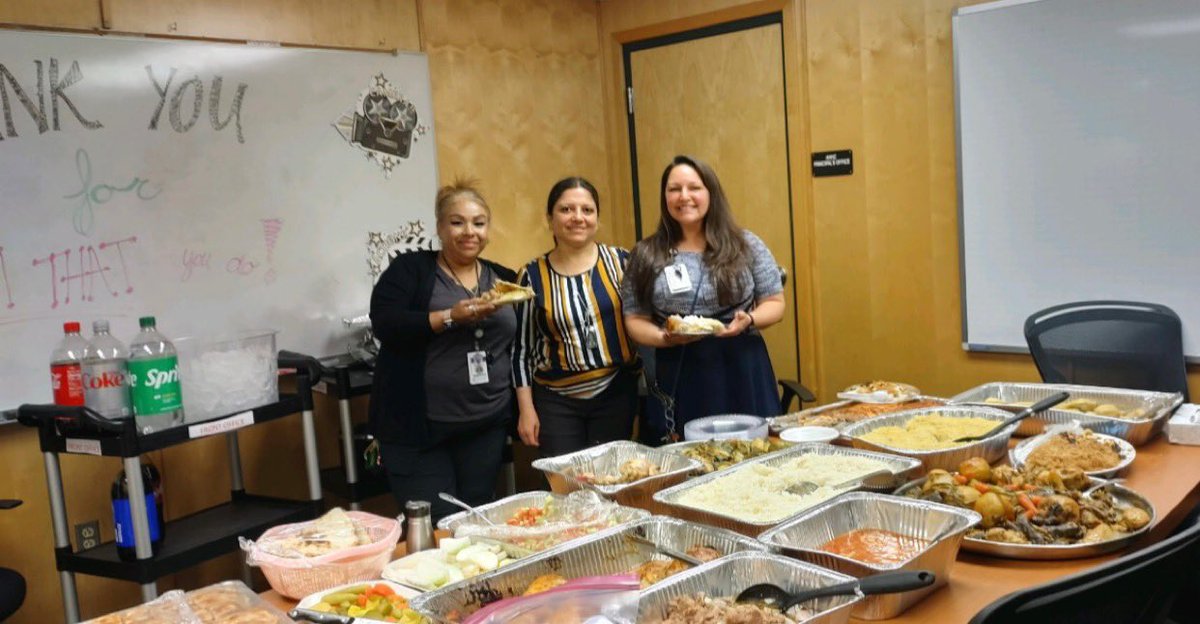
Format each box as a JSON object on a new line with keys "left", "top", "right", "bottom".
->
{"left": 627, "top": 155, "right": 749, "bottom": 309}
{"left": 545, "top": 177, "right": 599, "bottom": 247}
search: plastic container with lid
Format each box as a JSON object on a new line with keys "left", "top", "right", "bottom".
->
{"left": 683, "top": 414, "right": 768, "bottom": 441}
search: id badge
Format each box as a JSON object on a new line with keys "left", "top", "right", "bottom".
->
{"left": 664, "top": 263, "right": 693, "bottom": 294}
{"left": 467, "top": 350, "right": 489, "bottom": 385}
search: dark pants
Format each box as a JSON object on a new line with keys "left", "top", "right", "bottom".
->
{"left": 381, "top": 408, "right": 508, "bottom": 523}
{"left": 532, "top": 368, "right": 638, "bottom": 458}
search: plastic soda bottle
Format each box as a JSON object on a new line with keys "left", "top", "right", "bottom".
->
{"left": 83, "top": 320, "right": 132, "bottom": 420}
{"left": 127, "top": 316, "right": 184, "bottom": 434}
{"left": 50, "top": 322, "right": 88, "bottom": 406}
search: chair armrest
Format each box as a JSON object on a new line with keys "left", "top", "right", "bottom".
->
{"left": 778, "top": 379, "right": 816, "bottom": 413}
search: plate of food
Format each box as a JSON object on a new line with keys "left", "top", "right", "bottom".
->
{"left": 896, "top": 456, "right": 1154, "bottom": 559}
{"left": 837, "top": 380, "right": 921, "bottom": 404}
{"left": 296, "top": 580, "right": 427, "bottom": 623}
{"left": 665, "top": 314, "right": 725, "bottom": 336}
{"left": 382, "top": 537, "right": 518, "bottom": 591}
{"left": 1009, "top": 427, "right": 1135, "bottom": 478}
{"left": 480, "top": 280, "right": 534, "bottom": 306}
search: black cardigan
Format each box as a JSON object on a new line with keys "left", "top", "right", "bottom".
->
{"left": 367, "top": 249, "right": 517, "bottom": 446}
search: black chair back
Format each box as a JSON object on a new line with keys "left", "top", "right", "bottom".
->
{"left": 1024, "top": 301, "right": 1189, "bottom": 401}
{"left": 970, "top": 516, "right": 1200, "bottom": 624}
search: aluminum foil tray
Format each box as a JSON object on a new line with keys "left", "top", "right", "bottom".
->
{"left": 842, "top": 405, "right": 1017, "bottom": 474}
{"left": 894, "top": 478, "right": 1156, "bottom": 560}
{"left": 409, "top": 516, "right": 767, "bottom": 623}
{"left": 659, "top": 439, "right": 794, "bottom": 475}
{"left": 652, "top": 443, "right": 923, "bottom": 537}
{"left": 757, "top": 492, "right": 980, "bottom": 620}
{"left": 948, "top": 382, "right": 1183, "bottom": 443}
{"left": 1009, "top": 431, "right": 1136, "bottom": 479}
{"left": 532, "top": 440, "right": 702, "bottom": 510}
{"left": 638, "top": 551, "right": 859, "bottom": 624}
{"left": 769, "top": 396, "right": 949, "bottom": 433}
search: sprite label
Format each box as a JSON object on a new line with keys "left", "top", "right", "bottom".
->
{"left": 127, "top": 356, "right": 183, "bottom": 416}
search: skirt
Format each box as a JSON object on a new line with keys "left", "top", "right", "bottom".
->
{"left": 640, "top": 332, "right": 780, "bottom": 444}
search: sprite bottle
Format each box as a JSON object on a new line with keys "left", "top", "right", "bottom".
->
{"left": 128, "top": 316, "right": 184, "bottom": 434}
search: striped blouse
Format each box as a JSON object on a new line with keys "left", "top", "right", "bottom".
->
{"left": 512, "top": 244, "right": 638, "bottom": 398}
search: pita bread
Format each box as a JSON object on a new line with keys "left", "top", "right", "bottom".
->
{"left": 665, "top": 314, "right": 725, "bottom": 335}
{"left": 481, "top": 279, "right": 535, "bottom": 305}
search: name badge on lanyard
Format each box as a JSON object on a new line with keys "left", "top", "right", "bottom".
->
{"left": 467, "top": 350, "right": 489, "bottom": 385}
{"left": 664, "top": 262, "right": 693, "bottom": 294}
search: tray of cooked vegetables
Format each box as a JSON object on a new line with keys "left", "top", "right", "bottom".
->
{"left": 532, "top": 440, "right": 702, "bottom": 509}
{"left": 409, "top": 517, "right": 767, "bottom": 622}
{"left": 948, "top": 382, "right": 1182, "bottom": 443}
{"left": 895, "top": 457, "right": 1154, "bottom": 559}
{"left": 659, "top": 438, "right": 793, "bottom": 474}
{"left": 438, "top": 490, "right": 649, "bottom": 555}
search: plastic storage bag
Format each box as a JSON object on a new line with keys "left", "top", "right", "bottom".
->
{"left": 451, "top": 491, "right": 641, "bottom": 553}
{"left": 461, "top": 574, "right": 639, "bottom": 624}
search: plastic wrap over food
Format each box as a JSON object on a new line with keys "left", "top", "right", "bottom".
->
{"left": 185, "top": 580, "right": 294, "bottom": 623}
{"left": 84, "top": 590, "right": 203, "bottom": 624}
{"left": 451, "top": 490, "right": 649, "bottom": 553}
{"left": 241, "top": 508, "right": 401, "bottom": 568}
{"left": 461, "top": 574, "right": 639, "bottom": 624}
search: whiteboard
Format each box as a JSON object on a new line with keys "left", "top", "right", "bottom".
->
{"left": 954, "top": 0, "right": 1200, "bottom": 358}
{"left": 0, "top": 30, "right": 438, "bottom": 410}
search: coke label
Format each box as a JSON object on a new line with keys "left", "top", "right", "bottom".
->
{"left": 51, "top": 362, "right": 85, "bottom": 406}
{"left": 83, "top": 360, "right": 132, "bottom": 419}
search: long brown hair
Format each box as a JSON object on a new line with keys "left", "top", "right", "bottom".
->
{"left": 628, "top": 155, "right": 749, "bottom": 309}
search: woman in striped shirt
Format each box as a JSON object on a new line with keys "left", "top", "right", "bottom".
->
{"left": 512, "top": 177, "right": 639, "bottom": 457}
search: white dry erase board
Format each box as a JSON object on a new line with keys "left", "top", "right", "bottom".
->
{"left": 954, "top": 0, "right": 1200, "bottom": 358}
{"left": 0, "top": 29, "right": 438, "bottom": 410}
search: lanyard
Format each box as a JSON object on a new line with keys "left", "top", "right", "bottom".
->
{"left": 655, "top": 264, "right": 705, "bottom": 443}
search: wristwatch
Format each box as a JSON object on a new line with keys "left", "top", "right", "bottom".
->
{"left": 442, "top": 309, "right": 455, "bottom": 330}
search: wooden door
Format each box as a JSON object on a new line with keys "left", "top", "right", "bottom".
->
{"left": 625, "top": 14, "right": 801, "bottom": 384}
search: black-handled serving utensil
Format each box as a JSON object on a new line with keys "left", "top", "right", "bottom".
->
{"left": 736, "top": 570, "right": 936, "bottom": 613}
{"left": 954, "top": 392, "right": 1069, "bottom": 443}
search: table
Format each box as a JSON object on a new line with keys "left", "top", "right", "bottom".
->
{"left": 260, "top": 437, "right": 1200, "bottom": 622}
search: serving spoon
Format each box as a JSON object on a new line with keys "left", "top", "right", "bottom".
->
{"left": 439, "top": 492, "right": 497, "bottom": 526}
{"left": 736, "top": 570, "right": 935, "bottom": 613}
{"left": 786, "top": 467, "right": 893, "bottom": 497}
{"left": 953, "top": 392, "right": 1069, "bottom": 443}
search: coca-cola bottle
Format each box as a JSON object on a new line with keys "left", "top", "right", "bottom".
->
{"left": 83, "top": 320, "right": 132, "bottom": 420}
{"left": 50, "top": 322, "right": 87, "bottom": 406}
{"left": 112, "top": 461, "right": 165, "bottom": 561}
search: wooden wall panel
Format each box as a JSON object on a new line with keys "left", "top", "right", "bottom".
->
{"left": 0, "top": 0, "right": 99, "bottom": 29}
{"left": 418, "top": 0, "right": 612, "bottom": 270}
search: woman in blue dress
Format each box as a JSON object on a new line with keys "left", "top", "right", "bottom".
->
{"left": 621, "top": 155, "right": 786, "bottom": 443}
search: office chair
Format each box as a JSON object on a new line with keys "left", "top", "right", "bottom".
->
{"left": 0, "top": 499, "right": 25, "bottom": 621}
{"left": 970, "top": 514, "right": 1200, "bottom": 624}
{"left": 1024, "top": 301, "right": 1189, "bottom": 402}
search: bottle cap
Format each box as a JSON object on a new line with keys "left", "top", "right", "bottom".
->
{"left": 138, "top": 316, "right": 156, "bottom": 328}
{"left": 63, "top": 322, "right": 81, "bottom": 333}
{"left": 93, "top": 320, "right": 110, "bottom": 334}
{"left": 405, "top": 500, "right": 431, "bottom": 517}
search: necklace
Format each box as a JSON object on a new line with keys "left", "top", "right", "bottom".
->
{"left": 439, "top": 252, "right": 481, "bottom": 298}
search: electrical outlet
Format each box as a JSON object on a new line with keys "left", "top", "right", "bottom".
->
{"left": 75, "top": 520, "right": 100, "bottom": 551}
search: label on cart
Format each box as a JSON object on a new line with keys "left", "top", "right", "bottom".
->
{"left": 65, "top": 438, "right": 102, "bottom": 455}
{"left": 187, "top": 410, "right": 255, "bottom": 439}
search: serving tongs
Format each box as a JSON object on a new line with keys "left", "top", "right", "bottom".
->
{"left": 736, "top": 570, "right": 936, "bottom": 612}
{"left": 953, "top": 392, "right": 1069, "bottom": 443}
{"left": 289, "top": 608, "right": 354, "bottom": 624}
{"left": 626, "top": 533, "right": 705, "bottom": 566}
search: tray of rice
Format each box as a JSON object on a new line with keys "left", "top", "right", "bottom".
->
{"left": 638, "top": 551, "right": 861, "bottom": 624}
{"left": 1009, "top": 428, "right": 1135, "bottom": 478}
{"left": 948, "top": 382, "right": 1182, "bottom": 443}
{"left": 409, "top": 517, "right": 767, "bottom": 623}
{"left": 842, "top": 405, "right": 1017, "bottom": 473}
{"left": 531, "top": 440, "right": 701, "bottom": 510}
{"left": 652, "top": 444, "right": 922, "bottom": 537}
